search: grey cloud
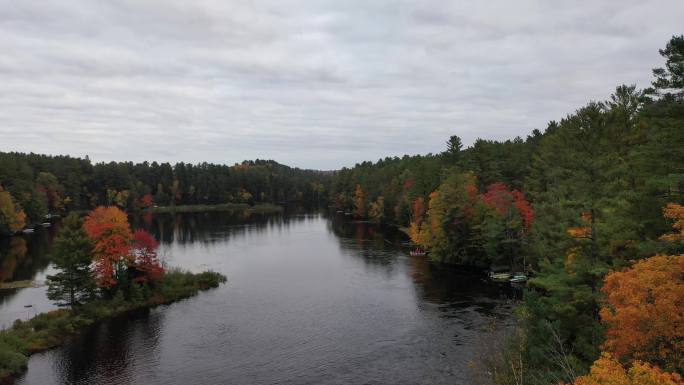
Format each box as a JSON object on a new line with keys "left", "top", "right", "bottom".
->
{"left": 0, "top": 0, "right": 682, "bottom": 169}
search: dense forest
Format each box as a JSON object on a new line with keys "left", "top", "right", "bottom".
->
{"left": 329, "top": 36, "right": 684, "bottom": 384}
{"left": 0, "top": 155, "right": 328, "bottom": 234}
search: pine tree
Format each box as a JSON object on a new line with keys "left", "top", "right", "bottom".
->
{"left": 46, "top": 213, "right": 96, "bottom": 307}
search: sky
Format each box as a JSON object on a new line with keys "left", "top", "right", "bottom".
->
{"left": 1, "top": 1, "right": 682, "bottom": 170}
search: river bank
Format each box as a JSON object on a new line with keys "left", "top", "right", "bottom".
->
{"left": 2, "top": 203, "right": 285, "bottom": 239}
{"left": 0, "top": 270, "right": 226, "bottom": 384}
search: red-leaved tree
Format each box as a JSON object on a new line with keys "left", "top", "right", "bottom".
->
{"left": 481, "top": 182, "right": 534, "bottom": 231}
{"left": 83, "top": 206, "right": 133, "bottom": 288}
{"left": 131, "top": 230, "right": 164, "bottom": 283}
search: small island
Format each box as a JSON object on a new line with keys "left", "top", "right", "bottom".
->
{"left": 0, "top": 208, "right": 227, "bottom": 384}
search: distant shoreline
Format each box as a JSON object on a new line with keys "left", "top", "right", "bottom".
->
{"left": 3, "top": 203, "right": 285, "bottom": 237}
{"left": 146, "top": 203, "right": 284, "bottom": 214}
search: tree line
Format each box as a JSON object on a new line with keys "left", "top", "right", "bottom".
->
{"left": 0, "top": 155, "right": 329, "bottom": 235}
{"left": 329, "top": 35, "right": 684, "bottom": 384}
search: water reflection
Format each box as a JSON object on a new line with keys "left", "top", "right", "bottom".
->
{"left": 16, "top": 208, "right": 515, "bottom": 385}
{"left": 0, "top": 227, "right": 56, "bottom": 284}
{"left": 327, "top": 212, "right": 515, "bottom": 312}
{"left": 49, "top": 308, "right": 165, "bottom": 385}
{"left": 0, "top": 227, "right": 60, "bottom": 327}
{"left": 128, "top": 210, "right": 319, "bottom": 247}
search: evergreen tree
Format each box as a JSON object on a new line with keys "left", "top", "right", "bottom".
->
{"left": 46, "top": 213, "right": 96, "bottom": 307}
{"left": 443, "top": 135, "right": 463, "bottom": 165}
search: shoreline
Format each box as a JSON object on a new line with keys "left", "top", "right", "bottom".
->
{"left": 146, "top": 202, "right": 284, "bottom": 214}
{"left": 3, "top": 203, "right": 285, "bottom": 238}
{"left": 0, "top": 270, "right": 226, "bottom": 384}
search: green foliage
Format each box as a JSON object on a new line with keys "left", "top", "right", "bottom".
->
{"left": 418, "top": 172, "right": 482, "bottom": 264}
{"left": 0, "top": 348, "right": 27, "bottom": 378}
{"left": 0, "top": 154, "right": 329, "bottom": 220}
{"left": 46, "top": 213, "right": 97, "bottom": 307}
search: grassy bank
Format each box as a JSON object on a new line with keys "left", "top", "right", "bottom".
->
{"left": 147, "top": 203, "right": 283, "bottom": 214}
{"left": 0, "top": 270, "right": 226, "bottom": 383}
{"left": 0, "top": 281, "right": 38, "bottom": 290}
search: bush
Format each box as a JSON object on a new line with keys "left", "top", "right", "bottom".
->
{"left": 0, "top": 347, "right": 27, "bottom": 377}
{"left": 196, "top": 271, "right": 227, "bottom": 289}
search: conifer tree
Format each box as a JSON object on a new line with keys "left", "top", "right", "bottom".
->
{"left": 46, "top": 213, "right": 97, "bottom": 307}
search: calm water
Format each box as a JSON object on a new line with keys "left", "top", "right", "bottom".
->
{"left": 2, "top": 208, "right": 515, "bottom": 384}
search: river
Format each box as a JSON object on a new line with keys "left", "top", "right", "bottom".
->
{"left": 1, "top": 207, "right": 516, "bottom": 384}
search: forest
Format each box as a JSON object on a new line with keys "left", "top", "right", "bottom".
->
{"left": 0, "top": 155, "right": 328, "bottom": 234}
{"left": 328, "top": 36, "right": 684, "bottom": 384}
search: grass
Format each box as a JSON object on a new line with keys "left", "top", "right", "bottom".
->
{"left": 0, "top": 281, "right": 37, "bottom": 290}
{"left": 0, "top": 270, "right": 226, "bottom": 381}
{"left": 147, "top": 203, "right": 283, "bottom": 214}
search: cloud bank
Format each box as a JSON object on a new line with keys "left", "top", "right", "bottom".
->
{"left": 1, "top": 0, "right": 682, "bottom": 169}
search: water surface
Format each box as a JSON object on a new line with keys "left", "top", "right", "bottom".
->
{"left": 5, "top": 208, "right": 515, "bottom": 384}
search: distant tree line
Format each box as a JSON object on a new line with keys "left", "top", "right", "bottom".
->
{"left": 0, "top": 155, "right": 329, "bottom": 234}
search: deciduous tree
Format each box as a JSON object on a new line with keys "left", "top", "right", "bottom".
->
{"left": 0, "top": 186, "right": 26, "bottom": 235}
{"left": 83, "top": 206, "right": 133, "bottom": 288}
{"left": 131, "top": 229, "right": 164, "bottom": 283}
{"left": 563, "top": 353, "right": 683, "bottom": 385}
{"left": 600, "top": 254, "right": 684, "bottom": 372}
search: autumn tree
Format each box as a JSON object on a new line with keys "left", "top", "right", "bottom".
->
{"left": 83, "top": 206, "right": 133, "bottom": 288}
{"left": 138, "top": 193, "right": 154, "bottom": 210}
{"left": 114, "top": 190, "right": 130, "bottom": 209}
{"left": 36, "top": 171, "right": 64, "bottom": 212}
{"left": 0, "top": 186, "right": 26, "bottom": 235}
{"left": 46, "top": 213, "right": 96, "bottom": 307}
{"left": 408, "top": 197, "right": 425, "bottom": 243}
{"left": 599, "top": 254, "right": 684, "bottom": 372}
{"left": 563, "top": 353, "right": 684, "bottom": 385}
{"left": 479, "top": 182, "right": 535, "bottom": 268}
{"left": 661, "top": 203, "right": 684, "bottom": 243}
{"left": 367, "top": 196, "right": 385, "bottom": 223}
{"left": 131, "top": 229, "right": 164, "bottom": 283}
{"left": 418, "top": 172, "right": 480, "bottom": 264}
{"left": 0, "top": 237, "right": 27, "bottom": 282}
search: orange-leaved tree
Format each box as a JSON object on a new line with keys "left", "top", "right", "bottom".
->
{"left": 595, "top": 203, "right": 684, "bottom": 375}
{"left": 408, "top": 197, "right": 425, "bottom": 244}
{"left": 565, "top": 353, "right": 683, "bottom": 385}
{"left": 83, "top": 206, "right": 133, "bottom": 288}
{"left": 661, "top": 203, "right": 684, "bottom": 243}
{"left": 600, "top": 254, "right": 684, "bottom": 372}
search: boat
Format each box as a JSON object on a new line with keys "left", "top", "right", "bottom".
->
{"left": 509, "top": 272, "right": 528, "bottom": 284}
{"left": 21, "top": 228, "right": 35, "bottom": 234}
{"left": 489, "top": 271, "right": 512, "bottom": 282}
{"left": 41, "top": 222, "right": 51, "bottom": 227}
{"left": 409, "top": 248, "right": 427, "bottom": 257}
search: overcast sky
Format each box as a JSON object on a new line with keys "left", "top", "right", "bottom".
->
{"left": 1, "top": 1, "right": 682, "bottom": 169}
